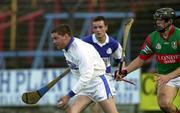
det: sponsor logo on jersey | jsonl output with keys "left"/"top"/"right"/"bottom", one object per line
{"left": 156, "top": 54, "right": 180, "bottom": 64}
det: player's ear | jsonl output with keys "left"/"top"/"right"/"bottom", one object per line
{"left": 64, "top": 33, "right": 69, "bottom": 39}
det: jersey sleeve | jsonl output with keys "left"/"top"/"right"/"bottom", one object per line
{"left": 71, "top": 46, "right": 95, "bottom": 94}
{"left": 82, "top": 35, "right": 92, "bottom": 43}
{"left": 111, "top": 43, "right": 122, "bottom": 63}
{"left": 139, "top": 35, "right": 154, "bottom": 60}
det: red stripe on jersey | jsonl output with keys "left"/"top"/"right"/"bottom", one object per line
{"left": 139, "top": 35, "right": 153, "bottom": 61}
{"left": 141, "top": 35, "right": 151, "bottom": 50}
{"left": 168, "top": 25, "right": 175, "bottom": 36}
{"left": 156, "top": 54, "right": 180, "bottom": 64}
{"left": 160, "top": 25, "right": 175, "bottom": 40}
{"left": 139, "top": 54, "right": 152, "bottom": 60}
{"left": 146, "top": 35, "right": 151, "bottom": 47}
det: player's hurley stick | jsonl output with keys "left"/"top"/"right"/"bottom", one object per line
{"left": 119, "top": 18, "right": 135, "bottom": 85}
{"left": 22, "top": 68, "right": 70, "bottom": 104}
{"left": 121, "top": 78, "right": 135, "bottom": 85}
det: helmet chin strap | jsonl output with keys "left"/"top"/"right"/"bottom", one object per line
{"left": 156, "top": 22, "right": 171, "bottom": 33}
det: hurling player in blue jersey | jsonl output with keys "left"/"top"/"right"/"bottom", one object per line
{"left": 51, "top": 24, "right": 119, "bottom": 113}
{"left": 83, "top": 16, "right": 122, "bottom": 113}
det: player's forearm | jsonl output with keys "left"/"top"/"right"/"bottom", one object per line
{"left": 167, "top": 67, "right": 180, "bottom": 79}
{"left": 126, "top": 57, "right": 145, "bottom": 74}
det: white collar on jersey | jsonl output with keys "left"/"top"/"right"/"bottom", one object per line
{"left": 92, "top": 33, "right": 109, "bottom": 47}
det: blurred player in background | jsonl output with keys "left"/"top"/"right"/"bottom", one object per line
{"left": 115, "top": 7, "right": 180, "bottom": 113}
{"left": 51, "top": 24, "right": 119, "bottom": 113}
{"left": 83, "top": 16, "right": 122, "bottom": 113}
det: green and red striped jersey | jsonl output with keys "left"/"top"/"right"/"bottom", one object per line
{"left": 139, "top": 25, "right": 180, "bottom": 74}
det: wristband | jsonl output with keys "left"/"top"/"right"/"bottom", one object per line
{"left": 68, "top": 90, "right": 76, "bottom": 98}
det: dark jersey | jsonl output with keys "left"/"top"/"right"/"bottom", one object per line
{"left": 139, "top": 26, "right": 180, "bottom": 74}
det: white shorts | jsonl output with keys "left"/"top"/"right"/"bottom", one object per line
{"left": 166, "top": 76, "right": 180, "bottom": 88}
{"left": 106, "top": 74, "right": 116, "bottom": 96}
{"left": 78, "top": 75, "right": 113, "bottom": 102}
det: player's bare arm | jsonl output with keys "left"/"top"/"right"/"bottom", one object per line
{"left": 115, "top": 57, "right": 145, "bottom": 81}
{"left": 126, "top": 57, "right": 145, "bottom": 74}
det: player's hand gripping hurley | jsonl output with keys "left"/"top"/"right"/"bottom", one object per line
{"left": 117, "top": 18, "right": 135, "bottom": 85}
{"left": 22, "top": 68, "right": 70, "bottom": 104}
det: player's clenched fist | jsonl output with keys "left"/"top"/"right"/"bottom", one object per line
{"left": 114, "top": 68, "right": 128, "bottom": 81}
{"left": 57, "top": 95, "right": 70, "bottom": 110}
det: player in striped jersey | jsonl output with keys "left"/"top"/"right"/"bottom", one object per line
{"left": 116, "top": 8, "right": 180, "bottom": 113}
{"left": 83, "top": 16, "right": 122, "bottom": 113}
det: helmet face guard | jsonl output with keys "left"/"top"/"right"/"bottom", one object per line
{"left": 153, "top": 8, "right": 176, "bottom": 32}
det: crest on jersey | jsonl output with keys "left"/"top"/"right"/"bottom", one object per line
{"left": 106, "top": 48, "right": 112, "bottom": 54}
{"left": 156, "top": 43, "right": 161, "bottom": 49}
{"left": 171, "top": 41, "right": 177, "bottom": 49}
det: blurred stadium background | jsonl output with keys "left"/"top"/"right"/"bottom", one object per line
{"left": 0, "top": 0, "right": 179, "bottom": 113}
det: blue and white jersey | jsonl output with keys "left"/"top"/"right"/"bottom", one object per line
{"left": 63, "top": 37, "right": 106, "bottom": 94}
{"left": 83, "top": 34, "right": 122, "bottom": 74}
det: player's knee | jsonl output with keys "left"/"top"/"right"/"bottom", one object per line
{"left": 66, "top": 107, "right": 79, "bottom": 113}
{"left": 159, "top": 100, "right": 171, "bottom": 111}
{"left": 90, "top": 104, "right": 101, "bottom": 113}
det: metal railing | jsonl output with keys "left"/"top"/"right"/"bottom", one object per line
{"left": 1, "top": 12, "right": 136, "bottom": 69}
